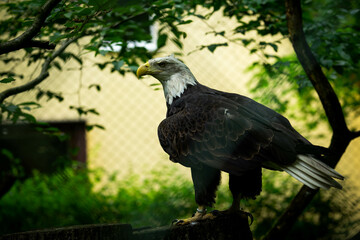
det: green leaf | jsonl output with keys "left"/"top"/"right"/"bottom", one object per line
{"left": 269, "top": 43, "right": 278, "bottom": 52}
{"left": 206, "top": 30, "right": 225, "bottom": 37}
{"left": 52, "top": 61, "right": 62, "bottom": 70}
{"left": 1, "top": 149, "right": 14, "bottom": 160}
{"left": 22, "top": 113, "right": 36, "bottom": 123}
{"left": 86, "top": 124, "right": 105, "bottom": 131}
{"left": 250, "top": 48, "right": 258, "bottom": 54}
{"left": 112, "top": 60, "right": 124, "bottom": 71}
{"left": 64, "top": 12, "right": 72, "bottom": 19}
{"left": 88, "top": 109, "right": 99, "bottom": 115}
{"left": 50, "top": 32, "right": 67, "bottom": 44}
{"left": 178, "top": 19, "right": 192, "bottom": 25}
{"left": 70, "top": 106, "right": 100, "bottom": 116}
{"left": 207, "top": 43, "right": 228, "bottom": 53}
{"left": 18, "top": 102, "right": 41, "bottom": 110}
{"left": 157, "top": 34, "right": 168, "bottom": 49}
{"left": 18, "top": 102, "right": 39, "bottom": 106}
{"left": 0, "top": 77, "right": 15, "bottom": 83}
{"left": 5, "top": 104, "right": 18, "bottom": 113}
{"left": 96, "top": 62, "right": 109, "bottom": 70}
{"left": 238, "top": 38, "right": 254, "bottom": 47}
{"left": 99, "top": 50, "right": 109, "bottom": 56}
{"left": 128, "top": 65, "right": 138, "bottom": 73}
{"left": 36, "top": 91, "right": 44, "bottom": 100}
{"left": 89, "top": 84, "right": 101, "bottom": 91}
{"left": 193, "top": 14, "right": 206, "bottom": 19}
{"left": 61, "top": 52, "right": 83, "bottom": 65}
{"left": 171, "top": 38, "right": 183, "bottom": 49}
{"left": 78, "top": 8, "right": 93, "bottom": 16}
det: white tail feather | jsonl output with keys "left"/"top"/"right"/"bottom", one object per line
{"left": 283, "top": 168, "right": 320, "bottom": 189}
{"left": 285, "top": 165, "right": 331, "bottom": 189}
{"left": 297, "top": 155, "right": 344, "bottom": 180}
{"left": 283, "top": 154, "right": 343, "bottom": 190}
{"left": 295, "top": 161, "right": 337, "bottom": 186}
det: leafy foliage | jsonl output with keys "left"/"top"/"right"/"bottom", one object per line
{"left": 1, "top": 0, "right": 359, "bottom": 125}
{"left": 245, "top": 0, "right": 360, "bottom": 133}
{"left": 0, "top": 149, "right": 24, "bottom": 180}
{"left": 0, "top": 165, "right": 196, "bottom": 234}
{"left": 1, "top": 0, "right": 360, "bottom": 238}
{"left": 0, "top": 102, "right": 39, "bottom": 123}
{"left": 0, "top": 0, "right": 194, "bottom": 121}
{"left": 0, "top": 0, "right": 195, "bottom": 197}
{"left": 187, "top": 0, "right": 360, "bottom": 133}
{"left": 0, "top": 166, "right": 358, "bottom": 239}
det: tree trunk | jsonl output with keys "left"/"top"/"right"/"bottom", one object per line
{"left": 264, "top": 0, "right": 358, "bottom": 239}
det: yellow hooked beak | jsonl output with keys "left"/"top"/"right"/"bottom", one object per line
{"left": 136, "top": 62, "right": 151, "bottom": 78}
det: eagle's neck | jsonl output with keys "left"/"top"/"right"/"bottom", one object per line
{"left": 162, "top": 72, "right": 197, "bottom": 105}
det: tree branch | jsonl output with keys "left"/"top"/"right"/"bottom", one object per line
{"left": 0, "top": 37, "right": 78, "bottom": 104}
{"left": 285, "top": 0, "right": 350, "bottom": 137}
{"left": 21, "top": 40, "right": 56, "bottom": 50}
{"left": 351, "top": 130, "right": 360, "bottom": 139}
{"left": 263, "top": 186, "right": 318, "bottom": 240}
{"left": 0, "top": 0, "right": 62, "bottom": 55}
{"left": 264, "top": 0, "right": 356, "bottom": 239}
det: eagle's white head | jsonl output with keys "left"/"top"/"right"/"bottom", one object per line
{"left": 137, "top": 55, "right": 198, "bottom": 104}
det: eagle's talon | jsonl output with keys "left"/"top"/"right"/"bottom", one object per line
{"left": 171, "top": 219, "right": 182, "bottom": 225}
{"left": 243, "top": 211, "right": 254, "bottom": 226}
{"left": 173, "top": 219, "right": 190, "bottom": 226}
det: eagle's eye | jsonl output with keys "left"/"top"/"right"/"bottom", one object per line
{"left": 158, "top": 62, "right": 167, "bottom": 68}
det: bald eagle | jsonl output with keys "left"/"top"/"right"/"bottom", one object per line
{"left": 136, "top": 55, "right": 344, "bottom": 225}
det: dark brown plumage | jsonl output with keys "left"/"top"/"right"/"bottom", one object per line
{"left": 137, "top": 55, "right": 344, "bottom": 224}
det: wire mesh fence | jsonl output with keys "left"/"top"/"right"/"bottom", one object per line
{"left": 6, "top": 10, "right": 359, "bottom": 186}
{"left": 1, "top": 11, "right": 360, "bottom": 238}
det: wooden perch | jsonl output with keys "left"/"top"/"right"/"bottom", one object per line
{"left": 0, "top": 211, "right": 252, "bottom": 240}
{"left": 134, "top": 211, "right": 253, "bottom": 240}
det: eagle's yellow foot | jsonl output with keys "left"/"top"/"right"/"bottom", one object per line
{"left": 171, "top": 206, "right": 253, "bottom": 226}
{"left": 172, "top": 207, "right": 216, "bottom": 226}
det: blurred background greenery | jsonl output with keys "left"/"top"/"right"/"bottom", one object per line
{"left": 1, "top": 163, "right": 359, "bottom": 239}
{"left": 1, "top": 0, "right": 360, "bottom": 239}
